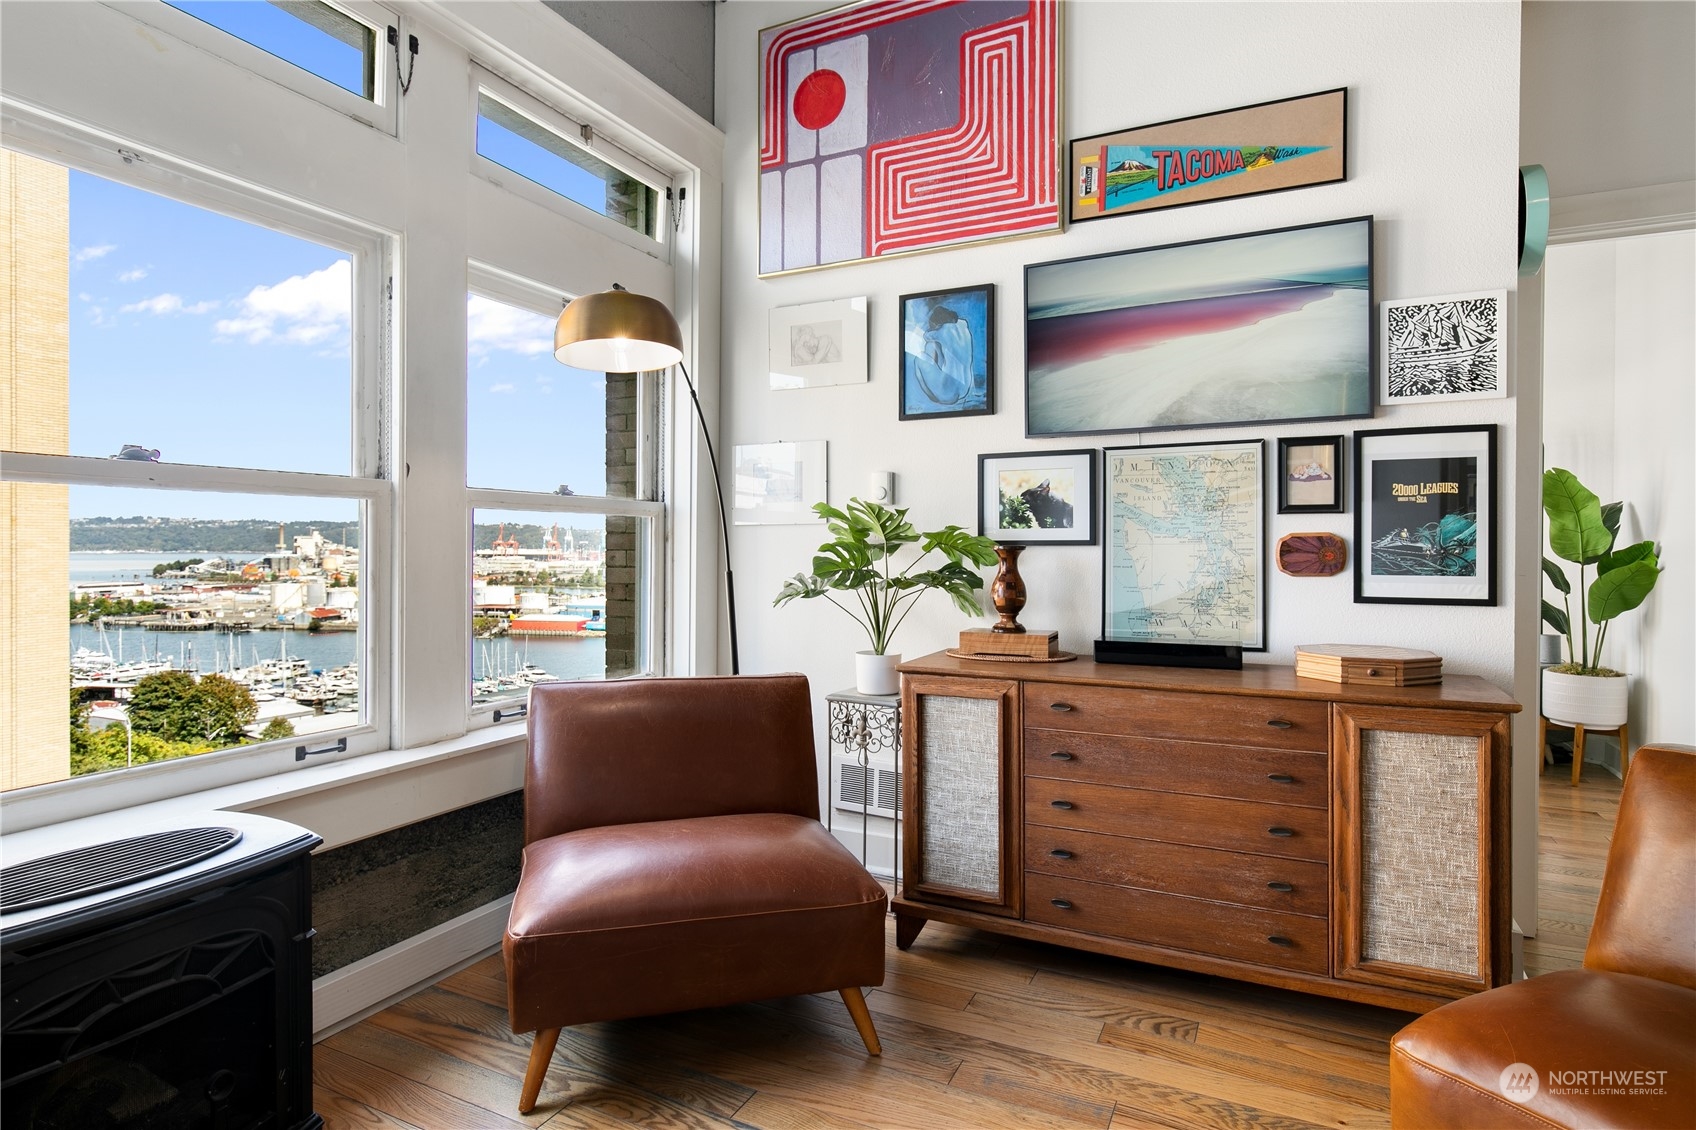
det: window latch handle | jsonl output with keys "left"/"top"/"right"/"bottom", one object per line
{"left": 296, "top": 737, "right": 348, "bottom": 762}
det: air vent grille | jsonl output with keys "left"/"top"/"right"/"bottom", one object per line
{"left": 1, "top": 826, "right": 243, "bottom": 913}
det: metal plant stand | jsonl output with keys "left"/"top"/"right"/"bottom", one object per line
{"left": 824, "top": 688, "right": 901, "bottom": 899}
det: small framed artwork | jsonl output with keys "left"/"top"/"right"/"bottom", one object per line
{"left": 1277, "top": 435, "right": 1344, "bottom": 513}
{"left": 1069, "top": 88, "right": 1347, "bottom": 224}
{"left": 899, "top": 284, "right": 994, "bottom": 420}
{"left": 732, "top": 440, "right": 827, "bottom": 525}
{"left": 1354, "top": 425, "right": 1497, "bottom": 605}
{"left": 1102, "top": 439, "right": 1265, "bottom": 649}
{"left": 978, "top": 449, "right": 1096, "bottom": 546}
{"left": 769, "top": 297, "right": 868, "bottom": 390}
{"left": 1380, "top": 290, "right": 1508, "bottom": 405}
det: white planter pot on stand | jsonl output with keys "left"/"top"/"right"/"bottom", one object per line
{"left": 1542, "top": 669, "right": 1629, "bottom": 729}
{"left": 855, "top": 651, "right": 901, "bottom": 697}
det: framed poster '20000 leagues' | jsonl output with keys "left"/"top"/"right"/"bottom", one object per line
{"left": 1354, "top": 425, "right": 1497, "bottom": 606}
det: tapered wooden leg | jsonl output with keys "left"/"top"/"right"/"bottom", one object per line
{"left": 1571, "top": 725, "right": 1587, "bottom": 786}
{"left": 839, "top": 986, "right": 881, "bottom": 1056}
{"left": 1620, "top": 721, "right": 1630, "bottom": 777}
{"left": 518, "top": 1027, "right": 561, "bottom": 1114}
{"left": 894, "top": 910, "right": 926, "bottom": 950}
{"left": 1539, "top": 714, "right": 1550, "bottom": 768}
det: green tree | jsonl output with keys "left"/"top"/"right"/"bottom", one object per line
{"left": 181, "top": 674, "right": 258, "bottom": 745}
{"left": 127, "top": 670, "right": 197, "bottom": 738}
{"left": 71, "top": 727, "right": 210, "bottom": 777}
{"left": 259, "top": 716, "right": 296, "bottom": 741}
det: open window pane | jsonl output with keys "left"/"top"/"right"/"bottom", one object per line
{"left": 1, "top": 150, "right": 354, "bottom": 475}
{"left": 1, "top": 483, "right": 366, "bottom": 794}
{"left": 467, "top": 293, "right": 644, "bottom": 499}
{"left": 471, "top": 508, "right": 649, "bottom": 703}
{"left": 476, "top": 93, "right": 658, "bottom": 237}
{"left": 164, "top": 1, "right": 376, "bottom": 99}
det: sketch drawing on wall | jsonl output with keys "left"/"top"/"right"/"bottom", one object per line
{"left": 1380, "top": 290, "right": 1507, "bottom": 404}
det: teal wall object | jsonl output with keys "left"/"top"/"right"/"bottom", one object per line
{"left": 1519, "top": 164, "right": 1550, "bottom": 276}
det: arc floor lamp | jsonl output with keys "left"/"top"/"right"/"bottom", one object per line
{"left": 553, "top": 285, "right": 739, "bottom": 673}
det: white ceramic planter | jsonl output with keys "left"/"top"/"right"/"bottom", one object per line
{"left": 1543, "top": 669, "right": 1629, "bottom": 728}
{"left": 855, "top": 651, "right": 901, "bottom": 697}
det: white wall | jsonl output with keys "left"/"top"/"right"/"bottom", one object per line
{"left": 715, "top": 3, "right": 1525, "bottom": 880}
{"left": 1545, "top": 230, "right": 1696, "bottom": 763}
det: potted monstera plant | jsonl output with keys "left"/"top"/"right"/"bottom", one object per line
{"left": 1540, "top": 468, "right": 1662, "bottom": 730}
{"left": 775, "top": 497, "right": 998, "bottom": 695}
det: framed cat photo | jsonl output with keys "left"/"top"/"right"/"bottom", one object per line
{"left": 978, "top": 449, "right": 1097, "bottom": 546}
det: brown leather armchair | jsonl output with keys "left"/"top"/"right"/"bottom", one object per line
{"left": 503, "top": 674, "right": 888, "bottom": 1114}
{"left": 1389, "top": 743, "right": 1695, "bottom": 1128}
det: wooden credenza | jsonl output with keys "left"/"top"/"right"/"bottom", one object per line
{"left": 895, "top": 652, "right": 1521, "bottom": 1013}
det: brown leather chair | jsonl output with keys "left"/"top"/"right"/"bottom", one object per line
{"left": 1389, "top": 743, "right": 1696, "bottom": 1128}
{"left": 503, "top": 674, "right": 888, "bottom": 1113}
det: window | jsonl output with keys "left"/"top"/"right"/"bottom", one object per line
{"left": 1, "top": 144, "right": 388, "bottom": 798}
{"left": 475, "top": 82, "right": 663, "bottom": 243}
{"left": 165, "top": 1, "right": 377, "bottom": 99}
{"left": 464, "top": 279, "right": 661, "bottom": 713}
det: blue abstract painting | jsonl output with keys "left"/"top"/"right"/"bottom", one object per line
{"left": 900, "top": 283, "right": 994, "bottom": 420}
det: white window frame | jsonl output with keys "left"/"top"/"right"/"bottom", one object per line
{"left": 472, "top": 67, "right": 672, "bottom": 264}
{"left": 464, "top": 265, "right": 664, "bottom": 724}
{"left": 0, "top": 105, "right": 395, "bottom": 812}
{"left": 107, "top": 0, "right": 401, "bottom": 136}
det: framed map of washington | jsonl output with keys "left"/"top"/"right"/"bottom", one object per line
{"left": 1102, "top": 439, "right": 1265, "bottom": 650}
{"left": 758, "top": 0, "right": 1061, "bottom": 276}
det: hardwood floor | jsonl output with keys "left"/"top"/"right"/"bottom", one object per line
{"left": 315, "top": 768, "right": 1622, "bottom": 1129}
{"left": 1523, "top": 758, "right": 1623, "bottom": 977}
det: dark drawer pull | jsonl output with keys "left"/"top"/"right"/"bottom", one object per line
{"left": 1050, "top": 800, "right": 1075, "bottom": 810}
{"left": 1049, "top": 849, "right": 1074, "bottom": 859}
{"left": 1267, "top": 826, "right": 1296, "bottom": 837}
{"left": 1050, "top": 750, "right": 1075, "bottom": 760}
{"left": 1267, "top": 935, "right": 1296, "bottom": 947}
{"left": 1051, "top": 898, "right": 1074, "bottom": 910}
{"left": 1266, "top": 881, "right": 1295, "bottom": 892}
{"left": 1266, "top": 719, "right": 1294, "bottom": 729}
{"left": 1267, "top": 773, "right": 1296, "bottom": 784}
{"left": 1049, "top": 702, "right": 1074, "bottom": 712}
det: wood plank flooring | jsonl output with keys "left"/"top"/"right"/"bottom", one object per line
{"left": 315, "top": 765, "right": 1620, "bottom": 1129}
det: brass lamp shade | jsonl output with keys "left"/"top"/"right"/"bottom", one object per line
{"left": 554, "top": 288, "right": 683, "bottom": 371}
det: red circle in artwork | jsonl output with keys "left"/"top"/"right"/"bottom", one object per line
{"left": 793, "top": 69, "right": 847, "bottom": 131}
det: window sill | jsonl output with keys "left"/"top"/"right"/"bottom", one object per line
{"left": 1, "top": 723, "right": 529, "bottom": 859}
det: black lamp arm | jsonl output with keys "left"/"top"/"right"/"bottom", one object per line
{"left": 675, "top": 360, "right": 739, "bottom": 674}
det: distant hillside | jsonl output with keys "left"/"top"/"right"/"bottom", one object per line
{"left": 71, "top": 518, "right": 361, "bottom": 553}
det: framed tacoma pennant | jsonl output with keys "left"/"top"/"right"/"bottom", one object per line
{"left": 1069, "top": 89, "right": 1347, "bottom": 223}
{"left": 759, "top": 0, "right": 1061, "bottom": 276}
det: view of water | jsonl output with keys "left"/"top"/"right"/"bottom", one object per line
{"left": 68, "top": 552, "right": 609, "bottom": 685}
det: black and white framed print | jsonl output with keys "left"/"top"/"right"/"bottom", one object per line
{"left": 1354, "top": 424, "right": 1497, "bottom": 605}
{"left": 1380, "top": 290, "right": 1507, "bottom": 405}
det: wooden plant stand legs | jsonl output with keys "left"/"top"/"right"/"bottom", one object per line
{"left": 839, "top": 986, "right": 881, "bottom": 1055}
{"left": 1571, "top": 721, "right": 1629, "bottom": 787}
{"left": 518, "top": 1027, "right": 562, "bottom": 1114}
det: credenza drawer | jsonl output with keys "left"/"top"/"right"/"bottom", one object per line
{"left": 1026, "top": 873, "right": 1329, "bottom": 975}
{"left": 1025, "top": 729, "right": 1327, "bottom": 808}
{"left": 1024, "top": 826, "right": 1328, "bottom": 917}
{"left": 1025, "top": 778, "right": 1328, "bottom": 862}
{"left": 1023, "top": 684, "right": 1328, "bottom": 752}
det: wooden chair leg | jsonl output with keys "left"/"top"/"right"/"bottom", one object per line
{"left": 518, "top": 1027, "right": 561, "bottom": 1114}
{"left": 839, "top": 986, "right": 881, "bottom": 1056}
{"left": 1571, "top": 724, "right": 1587, "bottom": 786}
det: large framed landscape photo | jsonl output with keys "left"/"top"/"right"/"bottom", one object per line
{"left": 1102, "top": 439, "right": 1265, "bottom": 649}
{"left": 1025, "top": 217, "right": 1373, "bottom": 438}
{"left": 1354, "top": 424, "right": 1497, "bottom": 606}
{"left": 1069, "top": 88, "right": 1347, "bottom": 224}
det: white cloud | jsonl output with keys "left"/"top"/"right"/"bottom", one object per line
{"left": 118, "top": 267, "right": 149, "bottom": 282}
{"left": 77, "top": 292, "right": 93, "bottom": 303}
{"left": 467, "top": 294, "right": 554, "bottom": 357}
{"left": 489, "top": 382, "right": 516, "bottom": 394}
{"left": 216, "top": 259, "right": 351, "bottom": 346}
{"left": 74, "top": 243, "right": 116, "bottom": 263}
{"left": 120, "top": 293, "right": 220, "bottom": 316}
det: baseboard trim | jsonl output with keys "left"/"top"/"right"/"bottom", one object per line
{"left": 311, "top": 894, "right": 513, "bottom": 1039}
